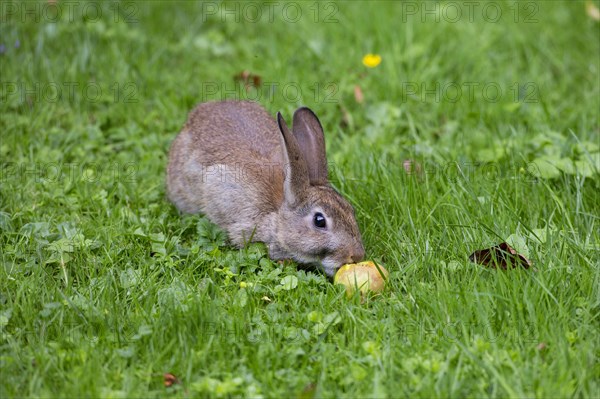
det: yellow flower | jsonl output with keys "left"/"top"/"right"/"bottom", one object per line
{"left": 362, "top": 53, "right": 382, "bottom": 68}
{"left": 239, "top": 281, "right": 247, "bottom": 288}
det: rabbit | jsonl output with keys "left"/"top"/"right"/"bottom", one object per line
{"left": 166, "top": 100, "right": 365, "bottom": 276}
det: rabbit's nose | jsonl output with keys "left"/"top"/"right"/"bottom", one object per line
{"left": 349, "top": 248, "right": 365, "bottom": 263}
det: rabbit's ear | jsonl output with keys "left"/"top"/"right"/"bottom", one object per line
{"left": 277, "top": 112, "right": 309, "bottom": 204}
{"left": 292, "top": 107, "right": 328, "bottom": 186}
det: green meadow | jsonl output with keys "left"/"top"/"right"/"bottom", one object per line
{"left": 1, "top": 1, "right": 599, "bottom": 397}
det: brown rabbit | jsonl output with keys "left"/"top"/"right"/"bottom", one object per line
{"left": 166, "top": 100, "right": 364, "bottom": 276}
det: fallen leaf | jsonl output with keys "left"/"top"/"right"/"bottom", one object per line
{"left": 234, "top": 70, "right": 262, "bottom": 88}
{"left": 586, "top": 1, "right": 600, "bottom": 20}
{"left": 536, "top": 342, "right": 547, "bottom": 351}
{"left": 469, "top": 242, "right": 532, "bottom": 269}
{"left": 402, "top": 159, "right": 422, "bottom": 175}
{"left": 163, "top": 373, "right": 180, "bottom": 387}
{"left": 354, "top": 85, "right": 364, "bottom": 103}
{"left": 298, "top": 383, "right": 317, "bottom": 399}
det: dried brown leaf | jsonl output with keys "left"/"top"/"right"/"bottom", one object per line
{"left": 298, "top": 383, "right": 317, "bottom": 399}
{"left": 537, "top": 342, "right": 548, "bottom": 351}
{"left": 354, "top": 85, "right": 364, "bottom": 104}
{"left": 234, "top": 70, "right": 262, "bottom": 88}
{"left": 469, "top": 242, "right": 532, "bottom": 269}
{"left": 163, "top": 373, "right": 180, "bottom": 387}
{"left": 402, "top": 159, "right": 422, "bottom": 175}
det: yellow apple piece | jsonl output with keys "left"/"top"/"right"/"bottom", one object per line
{"left": 334, "top": 261, "right": 389, "bottom": 297}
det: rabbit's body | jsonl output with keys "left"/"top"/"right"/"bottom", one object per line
{"left": 167, "top": 100, "right": 364, "bottom": 276}
{"left": 167, "top": 101, "right": 283, "bottom": 245}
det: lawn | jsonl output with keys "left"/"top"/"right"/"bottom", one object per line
{"left": 1, "top": 1, "right": 599, "bottom": 397}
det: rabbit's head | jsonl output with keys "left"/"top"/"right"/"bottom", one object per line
{"left": 272, "top": 108, "right": 365, "bottom": 277}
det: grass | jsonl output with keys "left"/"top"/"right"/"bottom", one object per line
{"left": 1, "top": 0, "right": 599, "bottom": 397}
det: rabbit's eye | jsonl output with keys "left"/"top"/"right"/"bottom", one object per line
{"left": 313, "top": 213, "right": 327, "bottom": 229}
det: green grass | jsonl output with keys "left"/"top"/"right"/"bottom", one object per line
{"left": 1, "top": 1, "right": 599, "bottom": 397}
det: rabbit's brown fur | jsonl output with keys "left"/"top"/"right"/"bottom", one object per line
{"left": 167, "top": 100, "right": 364, "bottom": 276}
